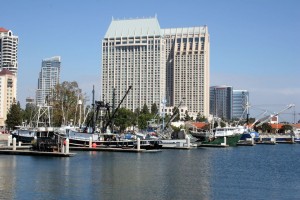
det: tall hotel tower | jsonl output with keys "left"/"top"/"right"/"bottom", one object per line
{"left": 102, "top": 17, "right": 210, "bottom": 117}
{"left": 36, "top": 56, "right": 61, "bottom": 106}
{"left": 163, "top": 26, "right": 210, "bottom": 117}
{"left": 0, "top": 28, "right": 18, "bottom": 75}
{"left": 102, "top": 18, "right": 166, "bottom": 111}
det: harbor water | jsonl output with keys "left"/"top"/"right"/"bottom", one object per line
{"left": 1, "top": 144, "right": 300, "bottom": 200}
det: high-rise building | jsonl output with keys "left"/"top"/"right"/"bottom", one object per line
{"left": 102, "top": 17, "right": 166, "bottom": 111}
{"left": 36, "top": 56, "right": 61, "bottom": 106}
{"left": 163, "top": 26, "right": 210, "bottom": 118}
{"left": 102, "top": 17, "right": 210, "bottom": 118}
{"left": 0, "top": 28, "right": 18, "bottom": 75}
{"left": 210, "top": 85, "right": 233, "bottom": 120}
{"left": 0, "top": 69, "right": 17, "bottom": 129}
{"left": 232, "top": 90, "right": 249, "bottom": 120}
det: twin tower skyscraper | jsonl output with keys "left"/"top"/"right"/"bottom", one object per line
{"left": 102, "top": 17, "right": 210, "bottom": 118}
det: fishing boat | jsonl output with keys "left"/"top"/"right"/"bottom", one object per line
{"left": 59, "top": 86, "right": 162, "bottom": 150}
{"left": 11, "top": 104, "right": 56, "bottom": 143}
{"left": 200, "top": 126, "right": 247, "bottom": 146}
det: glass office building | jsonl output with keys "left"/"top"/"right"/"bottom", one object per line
{"left": 232, "top": 90, "right": 249, "bottom": 120}
{"left": 36, "top": 56, "right": 61, "bottom": 106}
{"left": 210, "top": 85, "right": 233, "bottom": 120}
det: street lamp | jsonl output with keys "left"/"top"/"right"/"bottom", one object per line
{"left": 78, "top": 99, "right": 82, "bottom": 127}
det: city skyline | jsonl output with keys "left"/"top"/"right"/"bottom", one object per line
{"left": 1, "top": 0, "right": 299, "bottom": 122}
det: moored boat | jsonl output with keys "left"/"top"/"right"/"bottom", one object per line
{"left": 59, "top": 86, "right": 162, "bottom": 150}
{"left": 200, "top": 126, "right": 247, "bottom": 147}
{"left": 11, "top": 105, "right": 57, "bottom": 143}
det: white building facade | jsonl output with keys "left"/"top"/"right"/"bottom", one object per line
{"left": 36, "top": 56, "right": 61, "bottom": 106}
{"left": 102, "top": 17, "right": 210, "bottom": 117}
{"left": 0, "top": 69, "right": 17, "bottom": 129}
{"left": 163, "top": 27, "right": 210, "bottom": 117}
{"left": 102, "top": 18, "right": 166, "bottom": 111}
{"left": 0, "top": 28, "right": 18, "bottom": 75}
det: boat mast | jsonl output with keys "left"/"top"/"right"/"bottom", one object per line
{"left": 111, "top": 87, "right": 116, "bottom": 133}
{"left": 161, "top": 98, "right": 166, "bottom": 130}
{"left": 92, "top": 85, "right": 95, "bottom": 132}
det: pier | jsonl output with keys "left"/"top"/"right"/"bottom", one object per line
{"left": 69, "top": 146, "right": 161, "bottom": 153}
{"left": 0, "top": 136, "right": 75, "bottom": 157}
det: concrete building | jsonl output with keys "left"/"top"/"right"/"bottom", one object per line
{"left": 102, "top": 17, "right": 166, "bottom": 111}
{"left": 102, "top": 17, "right": 210, "bottom": 117}
{"left": 36, "top": 56, "right": 61, "bottom": 106}
{"left": 0, "top": 69, "right": 17, "bottom": 129}
{"left": 161, "top": 105, "right": 188, "bottom": 121}
{"left": 232, "top": 90, "right": 249, "bottom": 120}
{"left": 0, "top": 28, "right": 18, "bottom": 75}
{"left": 210, "top": 85, "right": 232, "bottom": 120}
{"left": 163, "top": 26, "right": 210, "bottom": 118}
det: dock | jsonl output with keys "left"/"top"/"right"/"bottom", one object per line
{"left": 0, "top": 136, "right": 75, "bottom": 157}
{"left": 0, "top": 145, "right": 75, "bottom": 157}
{"left": 255, "top": 141, "right": 277, "bottom": 145}
{"left": 160, "top": 138, "right": 195, "bottom": 150}
{"left": 69, "top": 146, "right": 162, "bottom": 153}
{"left": 161, "top": 145, "right": 193, "bottom": 150}
{"left": 198, "top": 144, "right": 229, "bottom": 148}
{"left": 237, "top": 143, "right": 256, "bottom": 146}
{"left": 0, "top": 149, "right": 75, "bottom": 157}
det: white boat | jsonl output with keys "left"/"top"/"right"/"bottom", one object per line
{"left": 213, "top": 125, "right": 247, "bottom": 137}
{"left": 293, "top": 128, "right": 300, "bottom": 143}
{"left": 11, "top": 105, "right": 56, "bottom": 143}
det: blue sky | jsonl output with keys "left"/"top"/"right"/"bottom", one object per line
{"left": 1, "top": 0, "right": 300, "bottom": 122}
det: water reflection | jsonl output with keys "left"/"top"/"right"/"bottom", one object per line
{"left": 1, "top": 145, "right": 299, "bottom": 199}
{"left": 0, "top": 155, "right": 16, "bottom": 200}
{"left": 0, "top": 150, "right": 214, "bottom": 200}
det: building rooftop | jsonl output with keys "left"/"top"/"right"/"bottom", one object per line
{"left": 162, "top": 26, "right": 208, "bottom": 35}
{"left": 104, "top": 17, "right": 162, "bottom": 38}
{"left": 0, "top": 27, "right": 9, "bottom": 32}
{"left": 42, "top": 56, "right": 61, "bottom": 62}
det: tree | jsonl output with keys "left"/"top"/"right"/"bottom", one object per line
{"left": 114, "top": 108, "right": 135, "bottom": 132}
{"left": 213, "top": 121, "right": 226, "bottom": 128}
{"left": 6, "top": 102, "right": 23, "bottom": 130}
{"left": 138, "top": 113, "right": 153, "bottom": 130}
{"left": 151, "top": 103, "right": 158, "bottom": 115}
{"left": 196, "top": 112, "right": 207, "bottom": 122}
{"left": 279, "top": 124, "right": 293, "bottom": 133}
{"left": 50, "top": 81, "right": 85, "bottom": 126}
{"left": 260, "top": 123, "right": 272, "bottom": 133}
{"left": 184, "top": 110, "right": 192, "bottom": 121}
{"left": 141, "top": 103, "right": 149, "bottom": 114}
{"left": 22, "top": 103, "right": 36, "bottom": 125}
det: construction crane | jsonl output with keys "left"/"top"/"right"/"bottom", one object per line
{"left": 103, "top": 86, "right": 132, "bottom": 131}
{"left": 255, "top": 104, "right": 295, "bottom": 127}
